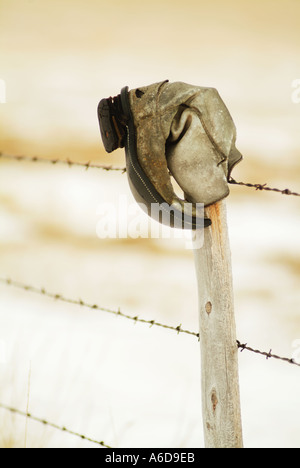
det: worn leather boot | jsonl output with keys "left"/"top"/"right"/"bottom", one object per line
{"left": 98, "top": 80, "right": 242, "bottom": 229}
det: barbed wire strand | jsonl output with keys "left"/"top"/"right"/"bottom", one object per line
{"left": 0, "top": 402, "right": 111, "bottom": 448}
{"left": 1, "top": 151, "right": 300, "bottom": 197}
{"left": 236, "top": 341, "right": 300, "bottom": 367}
{"left": 1, "top": 277, "right": 299, "bottom": 368}
{"left": 229, "top": 177, "right": 300, "bottom": 197}
{"left": 0, "top": 152, "right": 125, "bottom": 172}
{"left": 0, "top": 277, "right": 198, "bottom": 338}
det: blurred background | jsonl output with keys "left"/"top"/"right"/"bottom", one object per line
{"left": 0, "top": 0, "right": 299, "bottom": 448}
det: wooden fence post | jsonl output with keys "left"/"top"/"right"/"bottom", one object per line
{"left": 97, "top": 81, "right": 244, "bottom": 447}
{"left": 193, "top": 200, "right": 243, "bottom": 448}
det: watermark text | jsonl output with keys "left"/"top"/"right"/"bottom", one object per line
{"left": 96, "top": 195, "right": 205, "bottom": 249}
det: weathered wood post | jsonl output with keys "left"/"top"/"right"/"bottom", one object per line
{"left": 193, "top": 202, "right": 243, "bottom": 448}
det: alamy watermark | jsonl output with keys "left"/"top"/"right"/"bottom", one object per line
{"left": 291, "top": 79, "right": 300, "bottom": 104}
{"left": 96, "top": 195, "right": 205, "bottom": 249}
{"left": 0, "top": 79, "right": 6, "bottom": 103}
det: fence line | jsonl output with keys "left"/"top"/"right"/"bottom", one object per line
{"left": 1, "top": 149, "right": 300, "bottom": 447}
{"left": 236, "top": 341, "right": 299, "bottom": 366}
{"left": 0, "top": 402, "right": 111, "bottom": 448}
{"left": 1, "top": 277, "right": 299, "bottom": 368}
{"left": 0, "top": 152, "right": 125, "bottom": 172}
{"left": 229, "top": 177, "right": 300, "bottom": 197}
{"left": 1, "top": 151, "right": 300, "bottom": 198}
{"left": 0, "top": 278, "right": 199, "bottom": 338}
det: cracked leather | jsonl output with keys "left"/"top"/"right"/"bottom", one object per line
{"left": 128, "top": 80, "right": 242, "bottom": 207}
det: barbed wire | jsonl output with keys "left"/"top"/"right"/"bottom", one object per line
{"left": 1, "top": 277, "right": 299, "bottom": 368}
{"left": 1, "top": 151, "right": 300, "bottom": 198}
{"left": 0, "top": 152, "right": 125, "bottom": 172}
{"left": 0, "top": 402, "right": 111, "bottom": 448}
{"left": 0, "top": 277, "right": 199, "bottom": 338}
{"left": 229, "top": 177, "right": 300, "bottom": 197}
{"left": 236, "top": 341, "right": 300, "bottom": 367}
{"left": 1, "top": 152, "right": 299, "bottom": 366}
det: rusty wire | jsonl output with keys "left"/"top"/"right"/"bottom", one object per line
{"left": 236, "top": 341, "right": 300, "bottom": 367}
{"left": 229, "top": 177, "right": 300, "bottom": 197}
{"left": 0, "top": 402, "right": 111, "bottom": 448}
{"left": 1, "top": 277, "right": 299, "bottom": 368}
{"left": 0, "top": 152, "right": 125, "bottom": 172}
{"left": 0, "top": 277, "right": 199, "bottom": 338}
{"left": 1, "top": 152, "right": 300, "bottom": 198}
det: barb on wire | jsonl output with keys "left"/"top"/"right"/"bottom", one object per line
{"left": 236, "top": 341, "right": 300, "bottom": 367}
{"left": 0, "top": 152, "right": 126, "bottom": 173}
{"left": 0, "top": 402, "right": 111, "bottom": 448}
{"left": 1, "top": 277, "right": 299, "bottom": 368}
{"left": 229, "top": 177, "right": 300, "bottom": 198}
{"left": 0, "top": 277, "right": 199, "bottom": 338}
{"left": 1, "top": 151, "right": 300, "bottom": 198}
